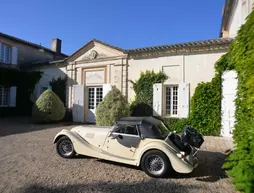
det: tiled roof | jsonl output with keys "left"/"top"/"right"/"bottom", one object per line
{"left": 127, "top": 38, "right": 232, "bottom": 53}
{"left": 0, "top": 32, "right": 68, "bottom": 57}
{"left": 67, "top": 37, "right": 232, "bottom": 61}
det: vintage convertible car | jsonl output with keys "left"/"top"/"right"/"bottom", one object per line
{"left": 53, "top": 117, "right": 204, "bottom": 177}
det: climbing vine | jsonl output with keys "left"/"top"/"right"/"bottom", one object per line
{"left": 221, "top": 11, "right": 254, "bottom": 193}
{"left": 50, "top": 76, "right": 67, "bottom": 106}
{"left": 0, "top": 68, "right": 42, "bottom": 116}
{"left": 130, "top": 70, "right": 167, "bottom": 116}
{"left": 191, "top": 10, "right": 254, "bottom": 193}
{"left": 189, "top": 54, "right": 230, "bottom": 135}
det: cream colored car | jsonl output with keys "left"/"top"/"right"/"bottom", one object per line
{"left": 53, "top": 117, "right": 204, "bottom": 177}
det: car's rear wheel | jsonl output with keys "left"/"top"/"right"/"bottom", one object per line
{"left": 56, "top": 136, "right": 76, "bottom": 158}
{"left": 141, "top": 150, "right": 170, "bottom": 178}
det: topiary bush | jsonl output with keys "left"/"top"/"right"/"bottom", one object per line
{"left": 163, "top": 118, "right": 190, "bottom": 133}
{"left": 130, "top": 70, "right": 167, "bottom": 116}
{"left": 222, "top": 11, "right": 254, "bottom": 193}
{"left": 96, "top": 86, "right": 130, "bottom": 126}
{"left": 32, "top": 89, "right": 65, "bottom": 123}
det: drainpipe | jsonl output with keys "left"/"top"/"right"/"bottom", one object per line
{"left": 125, "top": 57, "right": 129, "bottom": 98}
{"left": 68, "top": 61, "right": 74, "bottom": 109}
{"left": 122, "top": 58, "right": 125, "bottom": 94}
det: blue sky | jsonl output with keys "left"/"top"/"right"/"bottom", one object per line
{"left": 1, "top": 0, "right": 225, "bottom": 55}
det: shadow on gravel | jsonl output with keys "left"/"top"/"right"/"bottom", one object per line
{"left": 75, "top": 150, "right": 228, "bottom": 183}
{"left": 18, "top": 179, "right": 206, "bottom": 193}
{"left": 170, "top": 150, "right": 228, "bottom": 182}
{"left": 0, "top": 117, "right": 81, "bottom": 137}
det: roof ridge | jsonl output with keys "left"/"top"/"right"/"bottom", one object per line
{"left": 93, "top": 38, "right": 126, "bottom": 52}
{"left": 0, "top": 32, "right": 68, "bottom": 57}
{"left": 127, "top": 37, "right": 233, "bottom": 52}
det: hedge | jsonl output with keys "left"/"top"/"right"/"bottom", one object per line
{"left": 163, "top": 118, "right": 189, "bottom": 134}
{"left": 189, "top": 74, "right": 222, "bottom": 136}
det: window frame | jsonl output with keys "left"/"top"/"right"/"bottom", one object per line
{"left": 0, "top": 86, "right": 10, "bottom": 107}
{"left": 112, "top": 124, "right": 140, "bottom": 137}
{"left": 163, "top": 85, "right": 179, "bottom": 117}
{"left": 0, "top": 43, "right": 12, "bottom": 64}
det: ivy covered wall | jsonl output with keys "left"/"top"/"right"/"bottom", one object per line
{"left": 190, "top": 10, "right": 254, "bottom": 193}
{"left": 221, "top": 11, "right": 254, "bottom": 193}
{"left": 0, "top": 68, "right": 42, "bottom": 116}
{"left": 130, "top": 70, "right": 167, "bottom": 116}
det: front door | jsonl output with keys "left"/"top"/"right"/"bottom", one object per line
{"left": 104, "top": 125, "right": 141, "bottom": 159}
{"left": 86, "top": 86, "right": 103, "bottom": 123}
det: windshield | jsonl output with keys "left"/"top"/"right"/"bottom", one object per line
{"left": 156, "top": 122, "right": 170, "bottom": 138}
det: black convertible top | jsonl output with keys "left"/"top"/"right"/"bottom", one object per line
{"left": 116, "top": 117, "right": 165, "bottom": 139}
{"left": 116, "top": 117, "right": 162, "bottom": 126}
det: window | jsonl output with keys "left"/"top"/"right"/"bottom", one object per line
{"left": 88, "top": 87, "right": 95, "bottom": 109}
{"left": 165, "top": 86, "right": 178, "bottom": 116}
{"left": 114, "top": 125, "right": 138, "bottom": 135}
{"left": 0, "top": 87, "right": 10, "bottom": 107}
{"left": 0, "top": 44, "right": 11, "bottom": 64}
{"left": 96, "top": 87, "right": 103, "bottom": 106}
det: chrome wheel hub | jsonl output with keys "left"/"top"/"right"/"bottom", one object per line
{"left": 59, "top": 140, "right": 73, "bottom": 156}
{"left": 146, "top": 155, "right": 165, "bottom": 175}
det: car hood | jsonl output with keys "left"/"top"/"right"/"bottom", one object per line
{"left": 70, "top": 125, "right": 112, "bottom": 147}
{"left": 71, "top": 125, "right": 112, "bottom": 133}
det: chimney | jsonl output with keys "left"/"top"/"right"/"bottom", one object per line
{"left": 51, "top": 38, "right": 62, "bottom": 54}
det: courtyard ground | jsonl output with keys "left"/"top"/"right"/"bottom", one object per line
{"left": 0, "top": 117, "right": 236, "bottom": 193}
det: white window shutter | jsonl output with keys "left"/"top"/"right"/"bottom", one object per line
{"left": 103, "top": 84, "right": 112, "bottom": 98}
{"left": 153, "top": 83, "right": 163, "bottom": 116}
{"left": 10, "top": 86, "right": 17, "bottom": 107}
{"left": 11, "top": 47, "right": 18, "bottom": 65}
{"left": 72, "top": 85, "right": 85, "bottom": 123}
{"left": 179, "top": 83, "right": 190, "bottom": 118}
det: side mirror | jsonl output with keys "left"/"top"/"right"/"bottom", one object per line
{"left": 140, "top": 134, "right": 145, "bottom": 140}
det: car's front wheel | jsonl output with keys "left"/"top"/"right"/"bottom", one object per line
{"left": 141, "top": 150, "right": 170, "bottom": 178}
{"left": 56, "top": 136, "right": 76, "bottom": 158}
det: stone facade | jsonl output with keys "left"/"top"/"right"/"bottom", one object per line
{"left": 41, "top": 38, "right": 231, "bottom": 122}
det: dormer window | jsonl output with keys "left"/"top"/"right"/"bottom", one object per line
{"left": 0, "top": 44, "right": 11, "bottom": 64}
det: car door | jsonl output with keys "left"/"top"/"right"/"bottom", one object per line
{"left": 104, "top": 124, "right": 141, "bottom": 159}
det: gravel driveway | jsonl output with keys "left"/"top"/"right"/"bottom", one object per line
{"left": 0, "top": 117, "right": 236, "bottom": 193}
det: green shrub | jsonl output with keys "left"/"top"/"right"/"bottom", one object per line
{"left": 96, "top": 86, "right": 130, "bottom": 126}
{"left": 222, "top": 11, "right": 254, "bottom": 193}
{"left": 163, "top": 118, "right": 189, "bottom": 133}
{"left": 130, "top": 101, "right": 154, "bottom": 116}
{"left": 32, "top": 89, "right": 65, "bottom": 123}
{"left": 130, "top": 70, "right": 167, "bottom": 116}
{"left": 189, "top": 74, "right": 221, "bottom": 136}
